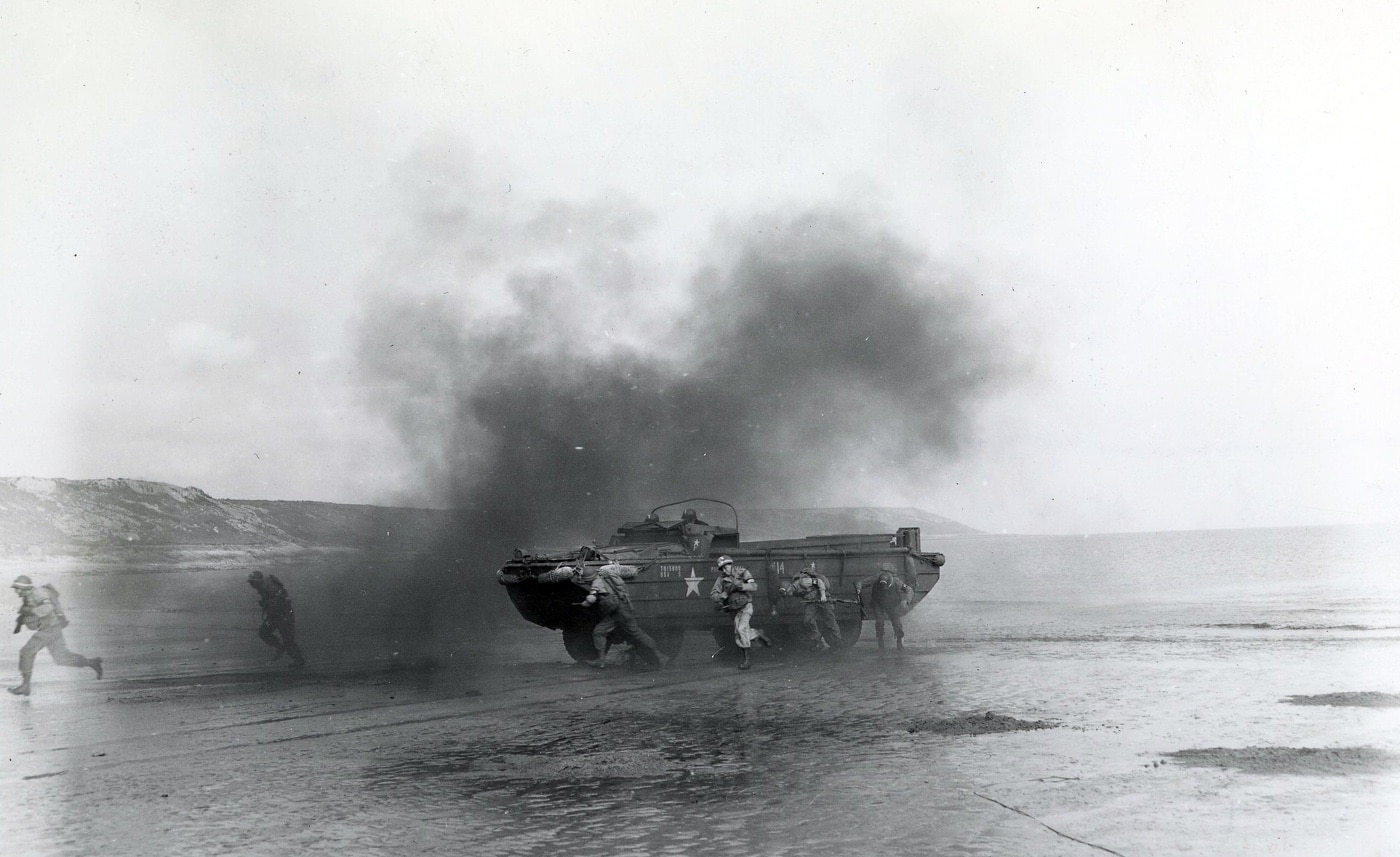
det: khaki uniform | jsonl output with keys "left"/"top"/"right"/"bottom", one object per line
{"left": 710, "top": 565, "right": 762, "bottom": 649}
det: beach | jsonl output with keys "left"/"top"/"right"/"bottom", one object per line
{"left": 4, "top": 524, "right": 1399, "bottom": 855}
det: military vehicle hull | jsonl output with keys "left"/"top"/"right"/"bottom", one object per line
{"left": 497, "top": 500, "right": 946, "bottom": 662}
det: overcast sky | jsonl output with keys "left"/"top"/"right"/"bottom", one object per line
{"left": 2, "top": 1, "right": 1396, "bottom": 535}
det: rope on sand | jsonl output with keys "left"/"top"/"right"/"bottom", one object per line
{"left": 973, "top": 791, "right": 1128, "bottom": 857}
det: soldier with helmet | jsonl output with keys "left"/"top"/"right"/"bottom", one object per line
{"left": 8, "top": 575, "right": 103, "bottom": 696}
{"left": 710, "top": 555, "right": 771, "bottom": 670}
{"left": 573, "top": 562, "right": 667, "bottom": 670}
{"left": 856, "top": 562, "right": 915, "bottom": 650}
{"left": 781, "top": 561, "right": 843, "bottom": 652}
{"left": 247, "top": 571, "right": 305, "bottom": 668}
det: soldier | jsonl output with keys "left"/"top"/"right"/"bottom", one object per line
{"left": 780, "top": 562, "right": 843, "bottom": 651}
{"left": 709, "top": 555, "right": 770, "bottom": 670}
{"left": 574, "top": 563, "right": 667, "bottom": 670}
{"left": 8, "top": 575, "right": 103, "bottom": 696}
{"left": 247, "top": 571, "right": 305, "bottom": 668}
{"left": 856, "top": 563, "right": 915, "bottom": 650}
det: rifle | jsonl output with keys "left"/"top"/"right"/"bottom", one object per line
{"left": 827, "top": 597, "right": 867, "bottom": 620}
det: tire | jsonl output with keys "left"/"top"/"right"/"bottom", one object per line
{"left": 711, "top": 623, "right": 735, "bottom": 651}
{"left": 562, "top": 628, "right": 599, "bottom": 663}
{"left": 838, "top": 617, "right": 863, "bottom": 645}
{"left": 648, "top": 627, "right": 685, "bottom": 660}
{"left": 709, "top": 623, "right": 744, "bottom": 662}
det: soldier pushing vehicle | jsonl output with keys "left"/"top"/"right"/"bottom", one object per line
{"left": 8, "top": 575, "right": 103, "bottom": 696}
{"left": 247, "top": 571, "right": 305, "bottom": 668}
{"left": 568, "top": 562, "right": 668, "bottom": 670}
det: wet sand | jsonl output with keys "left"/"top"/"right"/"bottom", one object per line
{"left": 6, "top": 526, "right": 1400, "bottom": 855}
{"left": 5, "top": 607, "right": 1399, "bottom": 856}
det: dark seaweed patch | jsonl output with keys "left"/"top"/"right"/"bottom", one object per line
{"left": 908, "top": 711, "right": 1056, "bottom": 736}
{"left": 1282, "top": 692, "right": 1400, "bottom": 708}
{"left": 1164, "top": 746, "right": 1397, "bottom": 775}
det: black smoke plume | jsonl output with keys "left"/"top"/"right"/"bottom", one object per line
{"left": 354, "top": 164, "right": 1018, "bottom": 662}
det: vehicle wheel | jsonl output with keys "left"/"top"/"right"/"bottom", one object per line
{"left": 649, "top": 627, "right": 685, "bottom": 660}
{"left": 838, "top": 618, "right": 863, "bottom": 645}
{"left": 709, "top": 624, "right": 743, "bottom": 662}
{"left": 562, "top": 628, "right": 599, "bottom": 663}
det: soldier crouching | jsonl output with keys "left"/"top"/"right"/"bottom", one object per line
{"left": 856, "top": 563, "right": 915, "bottom": 650}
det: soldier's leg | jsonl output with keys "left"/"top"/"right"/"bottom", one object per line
{"left": 9, "top": 631, "right": 48, "bottom": 693}
{"left": 733, "top": 604, "right": 754, "bottom": 669}
{"left": 873, "top": 607, "right": 887, "bottom": 648}
{"left": 615, "top": 606, "right": 665, "bottom": 666}
{"left": 732, "top": 604, "right": 753, "bottom": 649}
{"left": 801, "top": 603, "right": 823, "bottom": 648}
{"left": 258, "top": 621, "right": 284, "bottom": 657}
{"left": 277, "top": 620, "right": 306, "bottom": 666}
{"left": 591, "top": 613, "right": 619, "bottom": 664}
{"left": 888, "top": 608, "right": 905, "bottom": 648}
{"left": 817, "top": 603, "right": 842, "bottom": 648}
{"left": 44, "top": 630, "right": 100, "bottom": 672}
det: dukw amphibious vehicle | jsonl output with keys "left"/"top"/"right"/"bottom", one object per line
{"left": 496, "top": 499, "right": 946, "bottom": 662}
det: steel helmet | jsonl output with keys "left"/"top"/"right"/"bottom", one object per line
{"left": 716, "top": 555, "right": 733, "bottom": 569}
{"left": 11, "top": 575, "right": 33, "bottom": 590}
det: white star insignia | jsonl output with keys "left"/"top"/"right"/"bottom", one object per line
{"left": 683, "top": 570, "right": 703, "bottom": 596}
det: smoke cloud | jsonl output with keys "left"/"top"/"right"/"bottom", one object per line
{"left": 352, "top": 148, "right": 1020, "bottom": 657}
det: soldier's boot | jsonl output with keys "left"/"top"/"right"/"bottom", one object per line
{"left": 738, "top": 649, "right": 751, "bottom": 670}
{"left": 896, "top": 638, "right": 904, "bottom": 651}
{"left": 755, "top": 631, "right": 772, "bottom": 648}
{"left": 8, "top": 679, "right": 31, "bottom": 696}
{"left": 92, "top": 657, "right": 104, "bottom": 679}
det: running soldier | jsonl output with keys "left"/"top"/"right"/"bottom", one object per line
{"left": 247, "top": 571, "right": 305, "bottom": 668}
{"left": 8, "top": 575, "right": 103, "bottom": 696}
{"left": 574, "top": 563, "right": 667, "bottom": 669}
{"left": 856, "top": 563, "right": 915, "bottom": 650}
{"left": 780, "top": 562, "right": 843, "bottom": 651}
{"left": 710, "top": 555, "right": 770, "bottom": 670}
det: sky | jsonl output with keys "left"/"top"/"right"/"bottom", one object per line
{"left": 1, "top": 1, "right": 1397, "bottom": 535}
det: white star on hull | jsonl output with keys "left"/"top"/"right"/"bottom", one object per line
{"left": 683, "top": 570, "right": 703, "bottom": 596}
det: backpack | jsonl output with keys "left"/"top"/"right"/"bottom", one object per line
{"left": 42, "top": 584, "right": 70, "bottom": 630}
{"left": 593, "top": 568, "right": 627, "bottom": 612}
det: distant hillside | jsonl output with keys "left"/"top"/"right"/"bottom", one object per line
{"left": 0, "top": 477, "right": 980, "bottom": 553}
